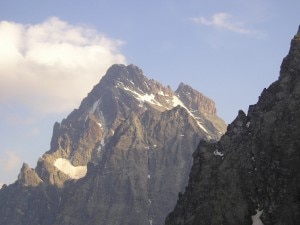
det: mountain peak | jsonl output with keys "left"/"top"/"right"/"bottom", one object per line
{"left": 0, "top": 62, "right": 227, "bottom": 225}
{"left": 101, "top": 64, "right": 146, "bottom": 86}
{"left": 280, "top": 27, "right": 300, "bottom": 81}
{"left": 296, "top": 25, "right": 300, "bottom": 37}
{"left": 17, "top": 163, "right": 43, "bottom": 187}
{"left": 175, "top": 82, "right": 217, "bottom": 115}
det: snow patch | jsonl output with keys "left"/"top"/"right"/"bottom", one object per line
{"left": 54, "top": 158, "right": 87, "bottom": 179}
{"left": 252, "top": 210, "right": 264, "bottom": 225}
{"left": 101, "top": 139, "right": 105, "bottom": 146}
{"left": 97, "top": 122, "right": 102, "bottom": 128}
{"left": 90, "top": 99, "right": 100, "bottom": 114}
{"left": 116, "top": 81, "right": 123, "bottom": 87}
{"left": 158, "top": 90, "right": 164, "bottom": 95}
{"left": 123, "top": 86, "right": 163, "bottom": 107}
{"left": 149, "top": 219, "right": 153, "bottom": 225}
{"left": 197, "top": 122, "right": 209, "bottom": 133}
{"left": 147, "top": 174, "right": 151, "bottom": 179}
{"left": 246, "top": 122, "right": 251, "bottom": 128}
{"left": 96, "top": 145, "right": 102, "bottom": 153}
{"left": 213, "top": 149, "right": 224, "bottom": 157}
{"left": 158, "top": 90, "right": 169, "bottom": 96}
{"left": 172, "top": 96, "right": 185, "bottom": 108}
{"left": 172, "top": 96, "right": 209, "bottom": 134}
{"left": 144, "top": 81, "right": 149, "bottom": 87}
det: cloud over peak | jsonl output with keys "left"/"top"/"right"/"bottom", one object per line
{"left": 0, "top": 17, "right": 126, "bottom": 114}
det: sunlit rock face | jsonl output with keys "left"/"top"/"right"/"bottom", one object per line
{"left": 0, "top": 64, "right": 226, "bottom": 225}
{"left": 165, "top": 28, "right": 300, "bottom": 225}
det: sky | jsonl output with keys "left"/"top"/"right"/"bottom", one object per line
{"left": 0, "top": 0, "right": 299, "bottom": 186}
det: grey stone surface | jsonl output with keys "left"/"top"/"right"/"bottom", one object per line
{"left": 0, "top": 64, "right": 226, "bottom": 225}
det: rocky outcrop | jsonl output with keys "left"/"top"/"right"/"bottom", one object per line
{"left": 175, "top": 82, "right": 216, "bottom": 115}
{"left": 0, "top": 64, "right": 226, "bottom": 225}
{"left": 17, "top": 163, "right": 43, "bottom": 187}
{"left": 52, "top": 106, "right": 210, "bottom": 225}
{"left": 175, "top": 82, "right": 226, "bottom": 134}
{"left": 165, "top": 28, "right": 300, "bottom": 225}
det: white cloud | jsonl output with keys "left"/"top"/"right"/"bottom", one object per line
{"left": 0, "top": 150, "right": 21, "bottom": 172}
{"left": 191, "top": 12, "right": 263, "bottom": 37}
{"left": 0, "top": 17, "right": 126, "bottom": 114}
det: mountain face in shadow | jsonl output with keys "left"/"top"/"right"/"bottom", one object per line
{"left": 165, "top": 27, "right": 300, "bottom": 225}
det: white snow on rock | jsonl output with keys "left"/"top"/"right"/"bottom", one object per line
{"left": 158, "top": 90, "right": 169, "bottom": 96}
{"left": 252, "top": 209, "right": 264, "bottom": 225}
{"left": 90, "top": 99, "right": 101, "bottom": 114}
{"left": 123, "top": 86, "right": 211, "bottom": 134}
{"left": 172, "top": 95, "right": 185, "bottom": 109}
{"left": 197, "top": 122, "right": 209, "bottom": 134}
{"left": 129, "top": 80, "right": 134, "bottom": 86}
{"left": 172, "top": 96, "right": 209, "bottom": 134}
{"left": 213, "top": 149, "right": 224, "bottom": 157}
{"left": 123, "top": 86, "right": 163, "bottom": 107}
{"left": 54, "top": 158, "right": 87, "bottom": 179}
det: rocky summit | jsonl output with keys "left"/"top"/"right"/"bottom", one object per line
{"left": 0, "top": 64, "right": 226, "bottom": 225}
{"left": 165, "top": 28, "right": 300, "bottom": 225}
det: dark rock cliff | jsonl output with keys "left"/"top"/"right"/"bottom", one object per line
{"left": 165, "top": 28, "right": 300, "bottom": 225}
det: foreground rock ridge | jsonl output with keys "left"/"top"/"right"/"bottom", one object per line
{"left": 0, "top": 64, "right": 226, "bottom": 225}
{"left": 165, "top": 28, "right": 300, "bottom": 225}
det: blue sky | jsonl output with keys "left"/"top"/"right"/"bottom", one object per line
{"left": 0, "top": 0, "right": 299, "bottom": 186}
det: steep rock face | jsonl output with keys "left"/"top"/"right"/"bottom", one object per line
{"left": 165, "top": 28, "right": 300, "bottom": 225}
{"left": 0, "top": 180, "right": 60, "bottom": 225}
{"left": 0, "top": 64, "right": 226, "bottom": 225}
{"left": 53, "top": 107, "right": 207, "bottom": 225}
{"left": 34, "top": 64, "right": 225, "bottom": 188}
{"left": 176, "top": 82, "right": 216, "bottom": 115}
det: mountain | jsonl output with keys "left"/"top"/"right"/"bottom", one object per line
{"left": 165, "top": 27, "right": 300, "bottom": 225}
{"left": 0, "top": 64, "right": 226, "bottom": 225}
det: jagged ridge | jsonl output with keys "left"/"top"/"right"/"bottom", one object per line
{"left": 0, "top": 64, "right": 226, "bottom": 225}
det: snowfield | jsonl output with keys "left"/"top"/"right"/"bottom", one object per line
{"left": 54, "top": 158, "right": 87, "bottom": 179}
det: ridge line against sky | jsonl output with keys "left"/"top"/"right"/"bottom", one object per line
{"left": 0, "top": 0, "right": 299, "bottom": 186}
